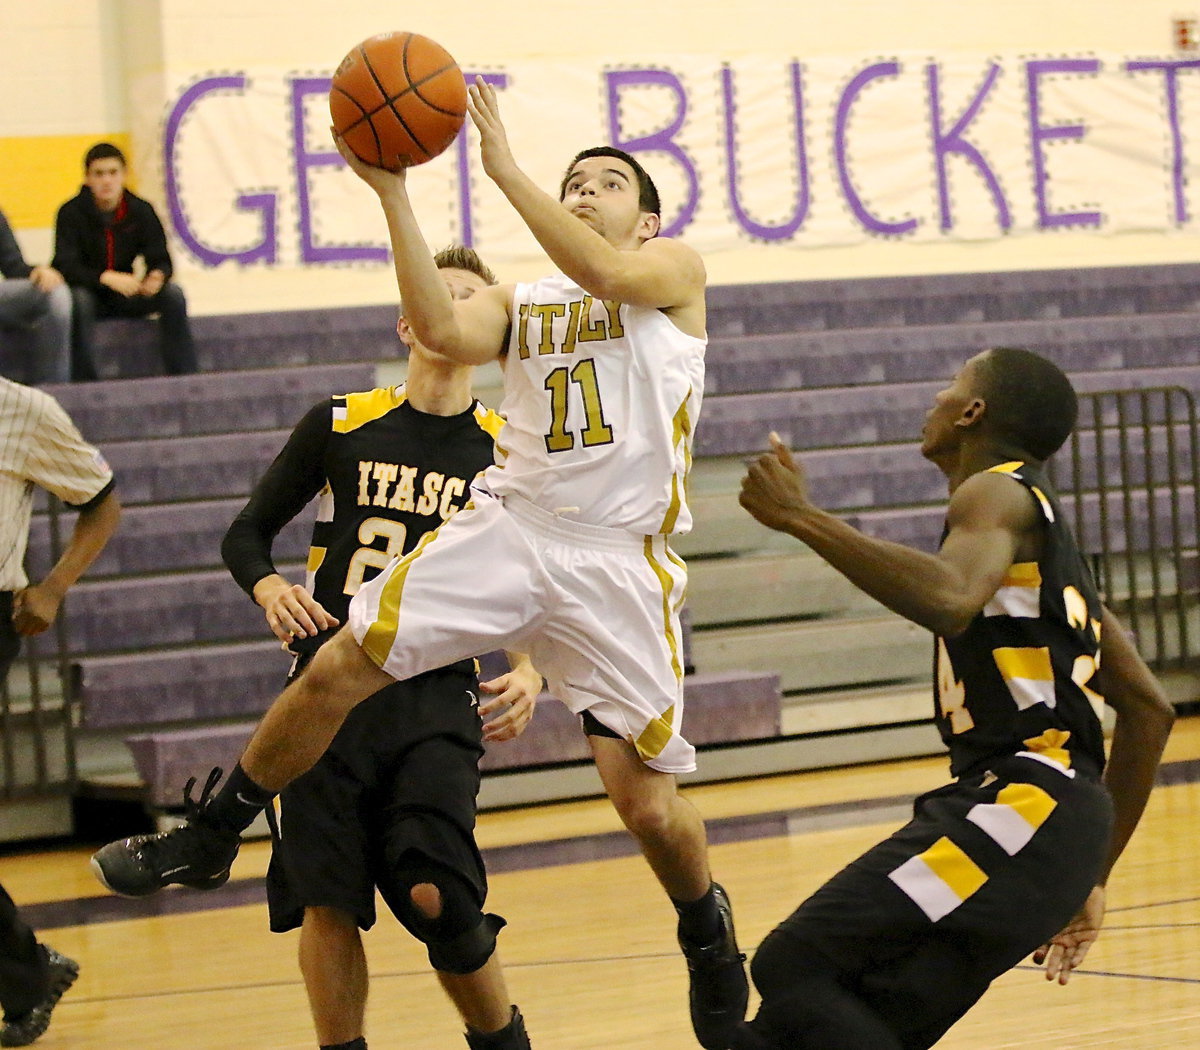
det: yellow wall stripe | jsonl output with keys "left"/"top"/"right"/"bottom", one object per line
{"left": 0, "top": 133, "right": 134, "bottom": 230}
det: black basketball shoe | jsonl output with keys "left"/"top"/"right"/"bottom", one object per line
{"left": 679, "top": 883, "right": 749, "bottom": 1050}
{"left": 464, "top": 1006, "right": 531, "bottom": 1050}
{"left": 89, "top": 768, "right": 242, "bottom": 898}
{"left": 0, "top": 947, "right": 79, "bottom": 1047}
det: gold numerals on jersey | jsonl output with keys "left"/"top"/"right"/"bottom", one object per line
{"left": 936, "top": 637, "right": 975, "bottom": 734}
{"left": 344, "top": 517, "right": 407, "bottom": 595}
{"left": 544, "top": 360, "right": 615, "bottom": 453}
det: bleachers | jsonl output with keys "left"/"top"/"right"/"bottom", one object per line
{"left": 22, "top": 261, "right": 1200, "bottom": 814}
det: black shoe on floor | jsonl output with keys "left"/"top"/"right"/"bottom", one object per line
{"left": 464, "top": 1006, "right": 531, "bottom": 1050}
{"left": 89, "top": 769, "right": 242, "bottom": 898}
{"left": 0, "top": 947, "right": 80, "bottom": 1047}
{"left": 679, "top": 883, "right": 749, "bottom": 1050}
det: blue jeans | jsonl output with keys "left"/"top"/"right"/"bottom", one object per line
{"left": 70, "top": 281, "right": 197, "bottom": 380}
{"left": 0, "top": 280, "right": 71, "bottom": 384}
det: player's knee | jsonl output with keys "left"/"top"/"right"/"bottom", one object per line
{"left": 613, "top": 792, "right": 673, "bottom": 842}
{"left": 750, "top": 928, "right": 808, "bottom": 999}
{"left": 427, "top": 911, "right": 507, "bottom": 975}
{"left": 409, "top": 882, "right": 442, "bottom": 920}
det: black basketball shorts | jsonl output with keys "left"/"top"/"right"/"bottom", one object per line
{"left": 266, "top": 665, "right": 488, "bottom": 934}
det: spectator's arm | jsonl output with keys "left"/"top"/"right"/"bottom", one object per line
{"left": 0, "top": 209, "right": 33, "bottom": 280}
{"left": 51, "top": 203, "right": 105, "bottom": 289}
{"left": 139, "top": 202, "right": 174, "bottom": 282}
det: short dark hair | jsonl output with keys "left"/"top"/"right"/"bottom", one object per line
{"left": 559, "top": 146, "right": 661, "bottom": 218}
{"left": 974, "top": 347, "right": 1078, "bottom": 461}
{"left": 433, "top": 245, "right": 496, "bottom": 286}
{"left": 85, "top": 142, "right": 126, "bottom": 170}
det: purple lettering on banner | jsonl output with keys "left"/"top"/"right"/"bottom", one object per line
{"left": 927, "top": 62, "right": 1011, "bottom": 232}
{"left": 1026, "top": 59, "right": 1102, "bottom": 229}
{"left": 605, "top": 70, "right": 699, "bottom": 237}
{"left": 1125, "top": 59, "right": 1200, "bottom": 224}
{"left": 834, "top": 62, "right": 918, "bottom": 236}
{"left": 164, "top": 76, "right": 278, "bottom": 266}
{"left": 456, "top": 72, "right": 509, "bottom": 246}
{"left": 721, "top": 62, "right": 810, "bottom": 241}
{"left": 292, "top": 77, "right": 388, "bottom": 263}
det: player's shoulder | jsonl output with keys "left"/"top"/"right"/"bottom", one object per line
{"left": 950, "top": 463, "right": 1043, "bottom": 529}
{"left": 330, "top": 385, "right": 406, "bottom": 434}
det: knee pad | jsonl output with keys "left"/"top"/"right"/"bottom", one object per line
{"left": 387, "top": 857, "right": 507, "bottom": 974}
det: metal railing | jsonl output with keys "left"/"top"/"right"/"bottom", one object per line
{"left": 1050, "top": 386, "right": 1200, "bottom": 671}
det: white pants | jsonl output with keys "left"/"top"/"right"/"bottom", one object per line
{"left": 349, "top": 487, "right": 695, "bottom": 773}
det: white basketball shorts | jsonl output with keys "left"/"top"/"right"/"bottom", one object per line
{"left": 348, "top": 486, "right": 695, "bottom": 773}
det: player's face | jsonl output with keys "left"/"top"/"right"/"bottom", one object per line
{"left": 86, "top": 158, "right": 126, "bottom": 211}
{"left": 921, "top": 355, "right": 986, "bottom": 460}
{"left": 560, "top": 157, "right": 657, "bottom": 246}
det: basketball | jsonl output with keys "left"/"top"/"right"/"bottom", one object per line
{"left": 329, "top": 32, "right": 467, "bottom": 171}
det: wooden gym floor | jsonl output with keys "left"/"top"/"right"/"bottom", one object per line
{"left": 4, "top": 716, "right": 1200, "bottom": 1049}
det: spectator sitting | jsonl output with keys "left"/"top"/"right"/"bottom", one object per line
{"left": 52, "top": 142, "right": 197, "bottom": 381}
{"left": 0, "top": 206, "right": 71, "bottom": 385}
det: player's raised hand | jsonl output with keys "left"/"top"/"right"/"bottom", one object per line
{"left": 331, "top": 128, "right": 407, "bottom": 196}
{"left": 740, "top": 431, "right": 814, "bottom": 534}
{"left": 1033, "top": 884, "right": 1106, "bottom": 984}
{"left": 466, "top": 76, "right": 517, "bottom": 183}
{"left": 478, "top": 655, "right": 541, "bottom": 742}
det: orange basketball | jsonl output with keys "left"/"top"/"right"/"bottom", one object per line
{"left": 329, "top": 32, "right": 467, "bottom": 170}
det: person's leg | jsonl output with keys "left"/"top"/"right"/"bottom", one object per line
{"left": 0, "top": 881, "right": 48, "bottom": 1019}
{"left": 148, "top": 283, "right": 197, "bottom": 375}
{"left": 28, "top": 283, "right": 71, "bottom": 384}
{"left": 90, "top": 627, "right": 394, "bottom": 896}
{"left": 299, "top": 907, "right": 369, "bottom": 1048}
{"left": 67, "top": 286, "right": 99, "bottom": 381}
{"left": 589, "top": 733, "right": 711, "bottom": 903}
{"left": 588, "top": 731, "right": 745, "bottom": 1050}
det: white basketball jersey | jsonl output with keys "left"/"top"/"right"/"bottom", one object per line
{"left": 484, "top": 274, "right": 706, "bottom": 535}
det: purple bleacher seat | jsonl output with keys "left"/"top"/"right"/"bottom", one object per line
{"left": 478, "top": 670, "right": 781, "bottom": 771}
{"left": 77, "top": 639, "right": 287, "bottom": 729}
{"left": 125, "top": 724, "right": 257, "bottom": 808}
{"left": 43, "top": 363, "right": 375, "bottom": 442}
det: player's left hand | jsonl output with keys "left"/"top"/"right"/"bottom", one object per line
{"left": 479, "top": 658, "right": 541, "bottom": 742}
{"left": 740, "top": 432, "right": 814, "bottom": 534}
{"left": 466, "top": 77, "right": 517, "bottom": 184}
{"left": 1033, "top": 884, "right": 1106, "bottom": 984}
{"left": 11, "top": 583, "right": 64, "bottom": 636}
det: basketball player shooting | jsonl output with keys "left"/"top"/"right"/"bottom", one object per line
{"left": 92, "top": 74, "right": 748, "bottom": 1050}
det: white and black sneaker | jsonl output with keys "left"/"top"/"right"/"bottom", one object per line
{"left": 89, "top": 768, "right": 242, "bottom": 898}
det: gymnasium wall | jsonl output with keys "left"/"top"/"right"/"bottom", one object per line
{"left": 3, "top": 1, "right": 1200, "bottom": 315}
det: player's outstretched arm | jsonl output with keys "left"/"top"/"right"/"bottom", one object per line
{"left": 466, "top": 78, "right": 704, "bottom": 313}
{"left": 333, "top": 132, "right": 511, "bottom": 364}
{"left": 740, "top": 435, "right": 1029, "bottom": 636}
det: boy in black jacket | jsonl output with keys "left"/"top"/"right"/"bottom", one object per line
{"left": 52, "top": 142, "right": 196, "bottom": 380}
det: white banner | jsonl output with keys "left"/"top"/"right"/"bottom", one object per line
{"left": 157, "top": 51, "right": 1200, "bottom": 275}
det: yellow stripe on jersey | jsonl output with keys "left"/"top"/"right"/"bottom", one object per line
{"left": 888, "top": 836, "right": 987, "bottom": 922}
{"left": 644, "top": 537, "right": 683, "bottom": 682}
{"left": 635, "top": 704, "right": 676, "bottom": 762}
{"left": 984, "top": 561, "right": 1042, "bottom": 619}
{"left": 987, "top": 461, "right": 1026, "bottom": 476}
{"left": 473, "top": 404, "right": 506, "bottom": 441}
{"left": 359, "top": 527, "right": 438, "bottom": 668}
{"left": 306, "top": 546, "right": 326, "bottom": 574}
{"left": 332, "top": 387, "right": 405, "bottom": 434}
{"left": 659, "top": 391, "right": 694, "bottom": 534}
{"left": 966, "top": 783, "right": 1058, "bottom": 855}
{"left": 992, "top": 646, "right": 1056, "bottom": 711}
{"left": 1019, "top": 728, "right": 1074, "bottom": 771}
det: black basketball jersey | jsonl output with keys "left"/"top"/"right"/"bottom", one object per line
{"left": 222, "top": 384, "right": 504, "bottom": 663}
{"left": 934, "top": 461, "right": 1107, "bottom": 779}
{"left": 306, "top": 386, "right": 503, "bottom": 625}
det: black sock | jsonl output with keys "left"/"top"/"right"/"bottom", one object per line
{"left": 673, "top": 883, "right": 722, "bottom": 946}
{"left": 201, "top": 763, "right": 275, "bottom": 833}
{"left": 319, "top": 1039, "right": 366, "bottom": 1050}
